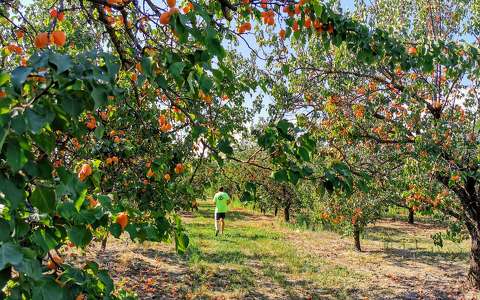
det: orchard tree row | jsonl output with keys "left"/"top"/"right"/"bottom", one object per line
{"left": 1, "top": 0, "right": 480, "bottom": 298}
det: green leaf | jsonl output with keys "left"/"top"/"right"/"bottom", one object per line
{"left": 94, "top": 123, "right": 105, "bottom": 139}
{"left": 0, "top": 73, "right": 10, "bottom": 86}
{"left": 15, "top": 257, "right": 42, "bottom": 280}
{"left": 67, "top": 226, "right": 92, "bottom": 248}
{"left": 33, "top": 132, "right": 55, "bottom": 154}
{"left": 199, "top": 73, "right": 213, "bottom": 92}
{"left": 11, "top": 67, "right": 33, "bottom": 91}
{"left": 297, "top": 147, "right": 310, "bottom": 162}
{"left": 169, "top": 62, "right": 185, "bottom": 79}
{"left": 0, "top": 126, "right": 9, "bottom": 153}
{"left": 60, "top": 96, "right": 84, "bottom": 117}
{"left": 30, "top": 186, "right": 55, "bottom": 213}
{"left": 217, "top": 139, "right": 233, "bottom": 155}
{"left": 91, "top": 86, "right": 108, "bottom": 109}
{"left": 31, "top": 229, "right": 58, "bottom": 252}
{"left": 6, "top": 140, "right": 28, "bottom": 172}
{"left": 97, "top": 270, "right": 114, "bottom": 293}
{"left": 271, "top": 169, "right": 288, "bottom": 182}
{"left": 0, "top": 242, "right": 23, "bottom": 270}
{"left": 32, "top": 279, "right": 66, "bottom": 300}
{"left": 49, "top": 52, "right": 72, "bottom": 74}
{"left": 25, "top": 108, "right": 54, "bottom": 134}
{"left": 141, "top": 56, "right": 154, "bottom": 78}
{"left": 175, "top": 231, "right": 189, "bottom": 255}
{"left": 276, "top": 119, "right": 292, "bottom": 136}
{"left": 0, "top": 176, "right": 25, "bottom": 208}
{"left": 109, "top": 223, "right": 122, "bottom": 238}
{"left": 0, "top": 219, "right": 10, "bottom": 242}
{"left": 0, "top": 267, "right": 10, "bottom": 290}
{"left": 287, "top": 169, "right": 300, "bottom": 185}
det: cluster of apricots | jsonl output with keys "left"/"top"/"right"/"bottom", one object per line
{"left": 160, "top": 0, "right": 180, "bottom": 25}
{"left": 261, "top": 10, "right": 275, "bottom": 26}
{"left": 49, "top": 8, "right": 65, "bottom": 21}
{"left": 6, "top": 43, "right": 22, "bottom": 55}
{"left": 158, "top": 114, "right": 173, "bottom": 132}
{"left": 85, "top": 114, "right": 97, "bottom": 130}
{"left": 105, "top": 156, "right": 119, "bottom": 166}
{"left": 182, "top": 2, "right": 194, "bottom": 13}
{"left": 238, "top": 22, "right": 252, "bottom": 33}
{"left": 78, "top": 163, "right": 93, "bottom": 181}
{"left": 35, "top": 8, "right": 67, "bottom": 49}
{"left": 109, "top": 129, "right": 126, "bottom": 143}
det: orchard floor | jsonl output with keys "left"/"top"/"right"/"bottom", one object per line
{"left": 75, "top": 202, "right": 476, "bottom": 299}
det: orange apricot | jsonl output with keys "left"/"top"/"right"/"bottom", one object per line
{"left": 52, "top": 31, "right": 66, "bottom": 47}
{"left": 167, "top": 0, "right": 176, "bottom": 8}
{"left": 78, "top": 163, "right": 93, "bottom": 181}
{"left": 34, "top": 32, "right": 50, "bottom": 49}
{"left": 116, "top": 212, "right": 128, "bottom": 230}
{"left": 160, "top": 12, "right": 171, "bottom": 25}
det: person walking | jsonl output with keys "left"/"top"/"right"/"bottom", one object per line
{"left": 213, "top": 187, "right": 230, "bottom": 236}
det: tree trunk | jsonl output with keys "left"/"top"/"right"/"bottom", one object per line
{"left": 284, "top": 203, "right": 290, "bottom": 222}
{"left": 274, "top": 206, "right": 278, "bottom": 216}
{"left": 353, "top": 224, "right": 361, "bottom": 251}
{"left": 101, "top": 234, "right": 108, "bottom": 251}
{"left": 466, "top": 219, "right": 480, "bottom": 287}
{"left": 447, "top": 176, "right": 480, "bottom": 287}
{"left": 408, "top": 207, "right": 415, "bottom": 224}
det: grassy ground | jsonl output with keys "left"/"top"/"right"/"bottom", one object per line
{"left": 74, "top": 201, "right": 476, "bottom": 299}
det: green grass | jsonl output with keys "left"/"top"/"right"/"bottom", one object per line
{"left": 181, "top": 202, "right": 363, "bottom": 298}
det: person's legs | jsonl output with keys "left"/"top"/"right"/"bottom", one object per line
{"left": 214, "top": 211, "right": 219, "bottom": 236}
{"left": 220, "top": 218, "right": 225, "bottom": 234}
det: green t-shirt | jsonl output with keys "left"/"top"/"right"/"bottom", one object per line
{"left": 214, "top": 192, "right": 230, "bottom": 213}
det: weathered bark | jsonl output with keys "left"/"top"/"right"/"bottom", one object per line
{"left": 284, "top": 203, "right": 291, "bottom": 222}
{"left": 467, "top": 222, "right": 480, "bottom": 287}
{"left": 408, "top": 207, "right": 415, "bottom": 224}
{"left": 441, "top": 175, "right": 480, "bottom": 288}
{"left": 353, "top": 224, "right": 361, "bottom": 251}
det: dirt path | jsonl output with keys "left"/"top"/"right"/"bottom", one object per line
{"left": 71, "top": 204, "right": 477, "bottom": 299}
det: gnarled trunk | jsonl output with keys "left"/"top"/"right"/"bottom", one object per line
{"left": 284, "top": 203, "right": 290, "bottom": 222}
{"left": 466, "top": 219, "right": 480, "bottom": 287}
{"left": 353, "top": 223, "right": 361, "bottom": 251}
{"left": 408, "top": 207, "right": 415, "bottom": 224}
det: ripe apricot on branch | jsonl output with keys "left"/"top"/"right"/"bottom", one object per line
{"left": 279, "top": 29, "right": 286, "bottom": 40}
{"left": 52, "top": 31, "right": 66, "bottom": 47}
{"left": 86, "top": 115, "right": 96, "bottom": 130}
{"left": 57, "top": 12, "right": 65, "bottom": 21}
{"left": 167, "top": 0, "right": 176, "bottom": 8}
{"left": 164, "top": 173, "right": 171, "bottom": 181}
{"left": 407, "top": 46, "right": 417, "bottom": 55}
{"left": 78, "top": 163, "right": 93, "bottom": 181}
{"left": 50, "top": 8, "right": 58, "bottom": 18}
{"left": 16, "top": 30, "right": 24, "bottom": 39}
{"left": 116, "top": 212, "right": 128, "bottom": 230}
{"left": 160, "top": 12, "right": 171, "bottom": 25}
{"left": 146, "top": 168, "right": 155, "bottom": 178}
{"left": 34, "top": 32, "right": 50, "bottom": 49}
{"left": 174, "top": 163, "right": 184, "bottom": 174}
